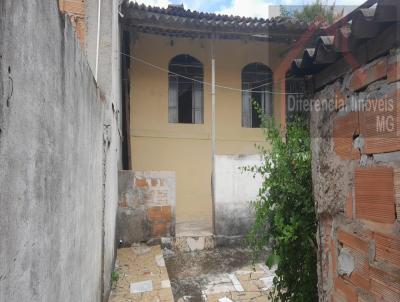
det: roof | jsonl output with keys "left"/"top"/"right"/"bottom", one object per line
{"left": 291, "top": 0, "right": 400, "bottom": 78}
{"left": 120, "top": 1, "right": 308, "bottom": 42}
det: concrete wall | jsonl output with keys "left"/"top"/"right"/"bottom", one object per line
{"left": 130, "top": 33, "right": 284, "bottom": 228}
{"left": 117, "top": 171, "right": 176, "bottom": 245}
{"left": 214, "top": 155, "right": 263, "bottom": 243}
{"left": 311, "top": 51, "right": 400, "bottom": 301}
{"left": 85, "top": 0, "right": 123, "bottom": 299}
{"left": 0, "top": 1, "right": 118, "bottom": 301}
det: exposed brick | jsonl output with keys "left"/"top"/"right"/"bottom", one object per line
{"left": 74, "top": 17, "right": 85, "bottom": 46}
{"left": 349, "top": 57, "right": 387, "bottom": 92}
{"left": 151, "top": 222, "right": 167, "bottom": 237}
{"left": 369, "top": 266, "right": 400, "bottom": 295}
{"left": 118, "top": 196, "right": 128, "bottom": 208}
{"left": 337, "top": 229, "right": 369, "bottom": 253}
{"left": 333, "top": 112, "right": 360, "bottom": 160}
{"left": 147, "top": 206, "right": 162, "bottom": 221}
{"left": 334, "top": 277, "right": 358, "bottom": 302}
{"left": 346, "top": 271, "right": 370, "bottom": 292}
{"left": 387, "top": 52, "right": 400, "bottom": 83}
{"left": 335, "top": 88, "right": 346, "bottom": 110}
{"left": 359, "top": 90, "right": 400, "bottom": 154}
{"left": 374, "top": 232, "right": 400, "bottom": 267}
{"left": 371, "top": 279, "right": 400, "bottom": 302}
{"left": 135, "top": 178, "right": 148, "bottom": 188}
{"left": 355, "top": 167, "right": 396, "bottom": 224}
{"left": 59, "top": 0, "right": 85, "bottom": 16}
{"left": 147, "top": 206, "right": 172, "bottom": 223}
{"left": 344, "top": 248, "right": 370, "bottom": 291}
{"left": 332, "top": 291, "right": 347, "bottom": 302}
{"left": 160, "top": 206, "right": 172, "bottom": 222}
{"left": 394, "top": 169, "right": 400, "bottom": 220}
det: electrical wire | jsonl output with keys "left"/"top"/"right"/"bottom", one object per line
{"left": 120, "top": 52, "right": 304, "bottom": 95}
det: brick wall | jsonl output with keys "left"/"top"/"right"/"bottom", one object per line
{"left": 59, "top": 0, "right": 86, "bottom": 47}
{"left": 311, "top": 49, "right": 400, "bottom": 301}
{"left": 117, "top": 171, "right": 176, "bottom": 245}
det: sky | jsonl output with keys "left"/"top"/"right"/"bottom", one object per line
{"left": 134, "top": 0, "right": 366, "bottom": 18}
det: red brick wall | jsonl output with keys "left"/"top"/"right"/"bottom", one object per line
{"left": 313, "top": 50, "right": 400, "bottom": 301}
{"left": 117, "top": 171, "right": 176, "bottom": 244}
{"left": 59, "top": 0, "right": 86, "bottom": 47}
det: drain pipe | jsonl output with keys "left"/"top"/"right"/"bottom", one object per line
{"left": 95, "top": 0, "right": 102, "bottom": 81}
{"left": 211, "top": 39, "right": 216, "bottom": 236}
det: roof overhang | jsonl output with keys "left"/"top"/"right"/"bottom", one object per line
{"left": 120, "top": 1, "right": 309, "bottom": 43}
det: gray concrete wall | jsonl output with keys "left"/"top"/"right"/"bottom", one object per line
{"left": 0, "top": 1, "right": 106, "bottom": 301}
{"left": 86, "top": 1, "right": 123, "bottom": 300}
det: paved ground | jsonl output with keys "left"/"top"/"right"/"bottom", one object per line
{"left": 109, "top": 245, "right": 174, "bottom": 302}
{"left": 109, "top": 245, "right": 275, "bottom": 302}
{"left": 164, "top": 247, "right": 275, "bottom": 302}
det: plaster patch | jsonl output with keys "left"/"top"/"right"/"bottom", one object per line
{"left": 337, "top": 248, "right": 355, "bottom": 276}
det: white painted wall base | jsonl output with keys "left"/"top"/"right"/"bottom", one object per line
{"left": 214, "top": 155, "right": 263, "bottom": 238}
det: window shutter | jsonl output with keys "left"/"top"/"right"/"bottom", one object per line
{"left": 192, "top": 79, "right": 203, "bottom": 124}
{"left": 168, "top": 75, "right": 179, "bottom": 123}
{"left": 242, "top": 82, "right": 252, "bottom": 127}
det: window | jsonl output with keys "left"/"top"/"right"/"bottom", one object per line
{"left": 242, "top": 63, "right": 273, "bottom": 128}
{"left": 168, "top": 54, "right": 204, "bottom": 124}
{"left": 285, "top": 72, "right": 307, "bottom": 123}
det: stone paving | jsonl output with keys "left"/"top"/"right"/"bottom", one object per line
{"left": 109, "top": 244, "right": 174, "bottom": 302}
{"left": 109, "top": 245, "right": 275, "bottom": 302}
{"left": 198, "top": 263, "right": 275, "bottom": 302}
{"left": 164, "top": 247, "right": 275, "bottom": 302}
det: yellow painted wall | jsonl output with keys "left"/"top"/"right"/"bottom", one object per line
{"left": 130, "top": 33, "right": 288, "bottom": 226}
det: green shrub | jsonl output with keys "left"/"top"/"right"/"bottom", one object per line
{"left": 245, "top": 113, "right": 318, "bottom": 301}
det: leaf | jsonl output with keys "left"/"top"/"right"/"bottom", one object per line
{"left": 266, "top": 253, "right": 280, "bottom": 269}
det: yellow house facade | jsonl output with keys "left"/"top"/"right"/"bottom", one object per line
{"left": 119, "top": 1, "right": 306, "bottom": 245}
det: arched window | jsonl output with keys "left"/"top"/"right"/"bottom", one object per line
{"left": 168, "top": 54, "right": 204, "bottom": 124}
{"left": 242, "top": 63, "right": 273, "bottom": 128}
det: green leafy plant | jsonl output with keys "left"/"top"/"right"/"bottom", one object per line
{"left": 245, "top": 109, "right": 318, "bottom": 301}
{"left": 111, "top": 271, "right": 120, "bottom": 288}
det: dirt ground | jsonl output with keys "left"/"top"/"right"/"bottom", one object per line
{"left": 164, "top": 247, "right": 274, "bottom": 302}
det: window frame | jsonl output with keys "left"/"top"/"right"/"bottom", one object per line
{"left": 241, "top": 63, "right": 273, "bottom": 128}
{"left": 168, "top": 54, "right": 204, "bottom": 125}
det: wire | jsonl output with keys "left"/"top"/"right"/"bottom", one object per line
{"left": 120, "top": 52, "right": 304, "bottom": 95}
